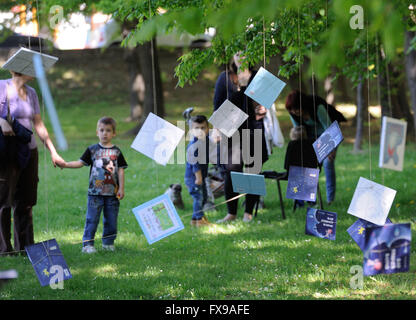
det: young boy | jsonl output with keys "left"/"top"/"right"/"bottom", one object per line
{"left": 185, "top": 115, "right": 211, "bottom": 227}
{"left": 62, "top": 117, "right": 127, "bottom": 253}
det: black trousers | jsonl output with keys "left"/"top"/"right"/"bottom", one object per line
{"left": 0, "top": 148, "right": 38, "bottom": 254}
{"left": 222, "top": 164, "right": 259, "bottom": 216}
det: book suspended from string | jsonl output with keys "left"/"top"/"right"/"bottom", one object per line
{"left": 25, "top": 239, "right": 72, "bottom": 287}
{"left": 305, "top": 208, "right": 337, "bottom": 241}
{"left": 363, "top": 223, "right": 411, "bottom": 276}
{"left": 244, "top": 67, "right": 286, "bottom": 109}
{"left": 132, "top": 194, "right": 184, "bottom": 245}
{"left": 2, "top": 47, "right": 58, "bottom": 78}
{"left": 312, "top": 120, "right": 343, "bottom": 164}
{"left": 379, "top": 116, "right": 407, "bottom": 172}
{"left": 286, "top": 166, "right": 319, "bottom": 202}
{"left": 131, "top": 112, "right": 185, "bottom": 166}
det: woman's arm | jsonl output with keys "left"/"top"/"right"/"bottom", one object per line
{"left": 316, "top": 104, "right": 332, "bottom": 130}
{"left": 33, "top": 114, "right": 66, "bottom": 168}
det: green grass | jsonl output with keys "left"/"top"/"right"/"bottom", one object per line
{"left": 1, "top": 114, "right": 416, "bottom": 299}
{"left": 0, "top": 57, "right": 415, "bottom": 300}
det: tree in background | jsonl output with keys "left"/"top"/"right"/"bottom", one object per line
{"left": 0, "top": 0, "right": 165, "bottom": 134}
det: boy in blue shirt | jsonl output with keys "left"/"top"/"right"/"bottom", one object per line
{"left": 61, "top": 117, "right": 127, "bottom": 253}
{"left": 185, "top": 115, "right": 211, "bottom": 227}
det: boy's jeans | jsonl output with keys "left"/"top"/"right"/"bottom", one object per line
{"left": 186, "top": 181, "right": 207, "bottom": 220}
{"left": 83, "top": 195, "right": 119, "bottom": 247}
{"left": 323, "top": 157, "right": 336, "bottom": 203}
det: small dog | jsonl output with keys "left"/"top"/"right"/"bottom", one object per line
{"left": 165, "top": 183, "right": 185, "bottom": 209}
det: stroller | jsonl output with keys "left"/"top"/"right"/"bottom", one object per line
{"left": 182, "top": 108, "right": 225, "bottom": 211}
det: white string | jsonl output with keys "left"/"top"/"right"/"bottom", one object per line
{"left": 263, "top": 17, "right": 266, "bottom": 68}
{"left": 366, "top": 20, "right": 372, "bottom": 180}
{"left": 148, "top": 0, "right": 159, "bottom": 187}
{"left": 33, "top": 0, "right": 49, "bottom": 233}
{"left": 375, "top": 35, "right": 384, "bottom": 185}
{"left": 298, "top": 7, "right": 303, "bottom": 168}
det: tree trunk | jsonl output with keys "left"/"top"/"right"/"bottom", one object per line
{"left": 353, "top": 77, "right": 367, "bottom": 153}
{"left": 376, "top": 42, "right": 392, "bottom": 120}
{"left": 404, "top": 30, "right": 416, "bottom": 139}
{"left": 137, "top": 38, "right": 165, "bottom": 119}
{"left": 123, "top": 46, "right": 145, "bottom": 122}
{"left": 324, "top": 76, "right": 335, "bottom": 105}
{"left": 124, "top": 38, "right": 165, "bottom": 136}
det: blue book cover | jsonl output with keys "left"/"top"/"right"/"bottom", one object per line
{"left": 25, "top": 239, "right": 72, "bottom": 287}
{"left": 305, "top": 208, "right": 337, "bottom": 240}
{"left": 244, "top": 67, "right": 286, "bottom": 109}
{"left": 230, "top": 171, "right": 267, "bottom": 196}
{"left": 347, "top": 218, "right": 392, "bottom": 251}
{"left": 363, "top": 223, "right": 411, "bottom": 276}
{"left": 286, "top": 166, "right": 319, "bottom": 202}
{"left": 312, "top": 121, "right": 344, "bottom": 163}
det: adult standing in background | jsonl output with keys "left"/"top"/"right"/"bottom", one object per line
{"left": 285, "top": 90, "right": 346, "bottom": 205}
{"left": 216, "top": 70, "right": 270, "bottom": 223}
{"left": 0, "top": 63, "right": 65, "bottom": 255}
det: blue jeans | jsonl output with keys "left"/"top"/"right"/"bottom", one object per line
{"left": 83, "top": 195, "right": 120, "bottom": 247}
{"left": 323, "top": 157, "right": 336, "bottom": 203}
{"left": 186, "top": 182, "right": 207, "bottom": 220}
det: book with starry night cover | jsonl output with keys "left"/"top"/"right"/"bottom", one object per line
{"left": 305, "top": 208, "right": 337, "bottom": 240}
{"left": 362, "top": 223, "right": 411, "bottom": 276}
{"left": 347, "top": 217, "right": 392, "bottom": 251}
{"left": 25, "top": 239, "right": 72, "bottom": 287}
{"left": 286, "top": 166, "right": 320, "bottom": 202}
{"left": 312, "top": 120, "right": 344, "bottom": 164}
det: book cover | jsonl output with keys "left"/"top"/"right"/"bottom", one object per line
{"left": 379, "top": 116, "right": 407, "bottom": 171}
{"left": 230, "top": 171, "right": 267, "bottom": 196}
{"left": 312, "top": 121, "right": 344, "bottom": 163}
{"left": 363, "top": 223, "right": 411, "bottom": 276}
{"left": 244, "top": 67, "right": 286, "bottom": 109}
{"left": 286, "top": 166, "right": 319, "bottom": 202}
{"left": 25, "top": 239, "right": 72, "bottom": 287}
{"left": 305, "top": 208, "right": 337, "bottom": 240}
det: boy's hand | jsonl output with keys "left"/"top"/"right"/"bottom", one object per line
{"left": 195, "top": 170, "right": 203, "bottom": 185}
{"left": 117, "top": 190, "right": 124, "bottom": 200}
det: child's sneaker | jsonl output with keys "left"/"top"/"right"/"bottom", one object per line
{"left": 195, "top": 216, "right": 211, "bottom": 227}
{"left": 82, "top": 245, "right": 96, "bottom": 254}
{"left": 102, "top": 244, "right": 115, "bottom": 251}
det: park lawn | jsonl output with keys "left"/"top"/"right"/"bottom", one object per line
{"left": 0, "top": 99, "right": 415, "bottom": 300}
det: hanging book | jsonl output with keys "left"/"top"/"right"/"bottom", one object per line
{"left": 208, "top": 99, "right": 248, "bottom": 138}
{"left": 132, "top": 194, "right": 184, "bottom": 245}
{"left": 286, "top": 166, "right": 319, "bottom": 202}
{"left": 312, "top": 121, "right": 343, "bottom": 163}
{"left": 131, "top": 112, "right": 185, "bottom": 166}
{"left": 25, "top": 239, "right": 72, "bottom": 287}
{"left": 305, "top": 208, "right": 337, "bottom": 240}
{"left": 379, "top": 116, "right": 407, "bottom": 171}
{"left": 244, "top": 67, "right": 286, "bottom": 109}
{"left": 347, "top": 218, "right": 392, "bottom": 252}
{"left": 2, "top": 47, "right": 58, "bottom": 78}
{"left": 347, "top": 177, "right": 396, "bottom": 226}
{"left": 230, "top": 171, "right": 267, "bottom": 196}
{"left": 363, "top": 223, "right": 411, "bottom": 276}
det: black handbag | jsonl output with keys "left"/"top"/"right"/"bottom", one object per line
{"left": 0, "top": 87, "right": 33, "bottom": 168}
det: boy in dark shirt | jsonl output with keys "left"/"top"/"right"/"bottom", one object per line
{"left": 62, "top": 117, "right": 127, "bottom": 253}
{"left": 185, "top": 115, "right": 211, "bottom": 227}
